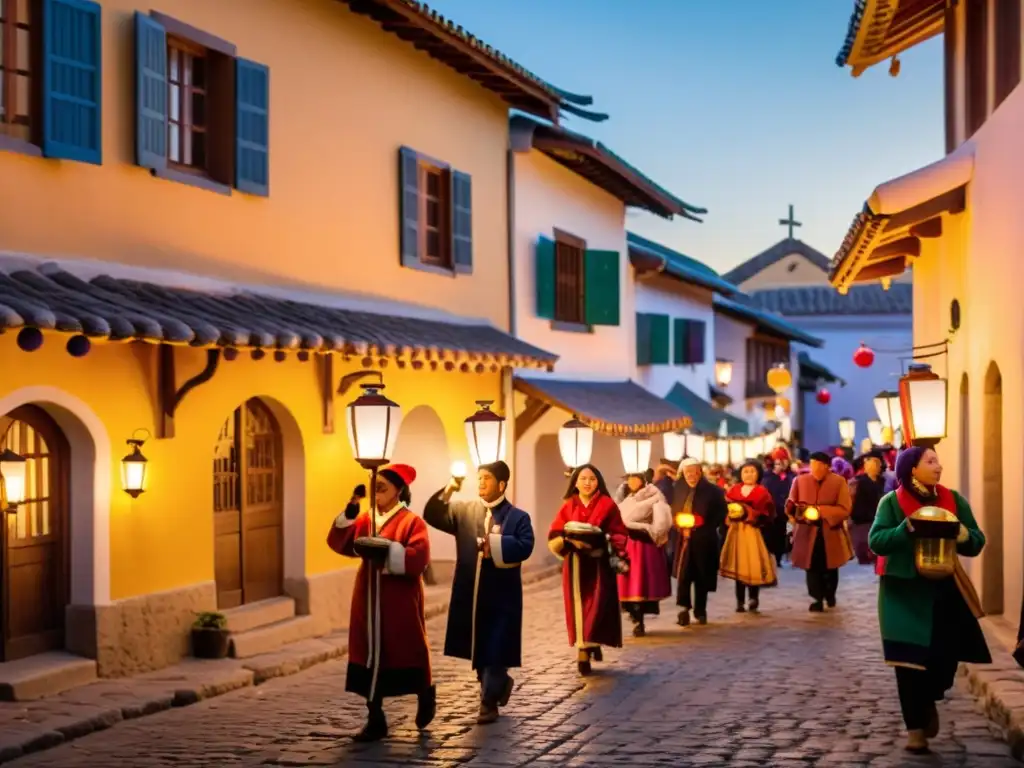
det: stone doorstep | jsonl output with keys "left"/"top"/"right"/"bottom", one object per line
{"left": 0, "top": 564, "right": 560, "bottom": 765}
{"left": 962, "top": 612, "right": 1024, "bottom": 760}
{"left": 222, "top": 596, "right": 296, "bottom": 634}
{"left": 0, "top": 652, "right": 98, "bottom": 702}
{"left": 229, "top": 614, "right": 321, "bottom": 659}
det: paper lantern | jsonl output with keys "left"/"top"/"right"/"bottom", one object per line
{"left": 866, "top": 419, "right": 884, "bottom": 446}
{"left": 620, "top": 435, "right": 652, "bottom": 475}
{"left": 873, "top": 390, "right": 903, "bottom": 431}
{"left": 853, "top": 343, "right": 875, "bottom": 368}
{"left": 838, "top": 417, "right": 855, "bottom": 446}
{"left": 766, "top": 363, "right": 792, "bottom": 394}
{"left": 703, "top": 439, "right": 716, "bottom": 464}
{"left": 728, "top": 437, "right": 745, "bottom": 465}
{"left": 816, "top": 388, "right": 831, "bottom": 405}
{"left": 686, "top": 432, "right": 705, "bottom": 459}
{"left": 558, "top": 417, "right": 593, "bottom": 469}
{"left": 663, "top": 432, "right": 686, "bottom": 463}
{"left": 715, "top": 439, "right": 730, "bottom": 465}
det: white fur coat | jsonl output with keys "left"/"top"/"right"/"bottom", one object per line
{"left": 615, "top": 484, "right": 672, "bottom": 547}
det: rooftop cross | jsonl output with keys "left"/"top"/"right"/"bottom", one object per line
{"left": 779, "top": 204, "right": 802, "bottom": 240}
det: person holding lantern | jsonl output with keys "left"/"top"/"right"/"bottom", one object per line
{"left": 720, "top": 460, "right": 778, "bottom": 612}
{"left": 655, "top": 458, "right": 727, "bottom": 627}
{"left": 786, "top": 451, "right": 853, "bottom": 612}
{"left": 869, "top": 446, "right": 989, "bottom": 754}
{"left": 326, "top": 464, "right": 434, "bottom": 742}
{"left": 548, "top": 464, "right": 630, "bottom": 675}
{"left": 614, "top": 469, "right": 672, "bottom": 638}
{"left": 423, "top": 460, "right": 535, "bottom": 725}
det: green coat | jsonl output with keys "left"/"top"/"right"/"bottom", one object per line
{"left": 869, "top": 489, "right": 986, "bottom": 657}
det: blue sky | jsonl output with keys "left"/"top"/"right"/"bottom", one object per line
{"left": 427, "top": 0, "right": 943, "bottom": 274}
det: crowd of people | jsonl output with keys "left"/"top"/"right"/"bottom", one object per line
{"left": 326, "top": 441, "right": 993, "bottom": 757}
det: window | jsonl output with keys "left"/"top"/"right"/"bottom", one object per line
{"left": 535, "top": 233, "right": 620, "bottom": 329}
{"left": 135, "top": 11, "right": 270, "bottom": 196}
{"left": 554, "top": 230, "right": 585, "bottom": 325}
{"left": 398, "top": 146, "right": 473, "bottom": 274}
{"left": 744, "top": 337, "right": 789, "bottom": 398}
{"left": 0, "top": 0, "right": 34, "bottom": 145}
{"left": 637, "top": 312, "right": 670, "bottom": 365}
{"left": 673, "top": 318, "right": 706, "bottom": 365}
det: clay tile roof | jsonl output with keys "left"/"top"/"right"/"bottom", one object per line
{"left": 514, "top": 377, "right": 692, "bottom": 435}
{"left": 720, "top": 238, "right": 832, "bottom": 287}
{"left": 664, "top": 382, "right": 748, "bottom": 435}
{"left": 626, "top": 232, "right": 740, "bottom": 295}
{"left": 746, "top": 284, "right": 912, "bottom": 316}
{"left": 0, "top": 263, "right": 557, "bottom": 369}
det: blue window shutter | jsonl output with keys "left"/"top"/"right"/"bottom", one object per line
{"left": 673, "top": 318, "right": 687, "bottom": 364}
{"left": 134, "top": 11, "right": 166, "bottom": 171}
{"left": 235, "top": 58, "right": 270, "bottom": 196}
{"left": 689, "top": 319, "right": 707, "bottom": 364}
{"left": 636, "top": 313, "right": 652, "bottom": 366}
{"left": 450, "top": 170, "right": 472, "bottom": 274}
{"left": 583, "top": 249, "right": 620, "bottom": 326}
{"left": 535, "top": 236, "right": 556, "bottom": 319}
{"left": 399, "top": 147, "right": 420, "bottom": 267}
{"left": 41, "top": 0, "right": 102, "bottom": 164}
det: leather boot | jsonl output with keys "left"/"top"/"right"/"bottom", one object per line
{"left": 498, "top": 675, "right": 514, "bottom": 707}
{"left": 677, "top": 608, "right": 691, "bottom": 627}
{"left": 477, "top": 700, "right": 499, "bottom": 724}
{"left": 925, "top": 703, "right": 940, "bottom": 738}
{"left": 415, "top": 685, "right": 436, "bottom": 730}
{"left": 905, "top": 729, "right": 930, "bottom": 754}
{"left": 353, "top": 701, "right": 387, "bottom": 742}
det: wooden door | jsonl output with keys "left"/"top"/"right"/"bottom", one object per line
{"left": 213, "top": 399, "right": 283, "bottom": 609}
{"left": 1, "top": 406, "right": 69, "bottom": 661}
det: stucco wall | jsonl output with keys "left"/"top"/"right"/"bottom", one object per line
{"left": 511, "top": 150, "right": 634, "bottom": 381}
{"left": 634, "top": 277, "right": 716, "bottom": 399}
{"left": 735, "top": 253, "right": 831, "bottom": 291}
{"left": 0, "top": 0, "right": 511, "bottom": 328}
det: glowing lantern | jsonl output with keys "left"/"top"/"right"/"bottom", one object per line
{"left": 866, "top": 419, "right": 884, "bottom": 446}
{"left": 899, "top": 363, "right": 948, "bottom": 447}
{"left": 729, "top": 437, "right": 745, "bottom": 465}
{"left": 803, "top": 506, "right": 820, "bottom": 522}
{"left": 663, "top": 432, "right": 686, "bottom": 463}
{"left": 0, "top": 448, "right": 27, "bottom": 509}
{"left": 675, "top": 511, "right": 696, "bottom": 529}
{"left": 816, "top": 388, "right": 831, "bottom": 405}
{"left": 346, "top": 381, "right": 403, "bottom": 468}
{"left": 450, "top": 461, "right": 467, "bottom": 480}
{"left": 715, "top": 439, "right": 730, "bottom": 465}
{"left": 727, "top": 502, "right": 745, "bottom": 520}
{"left": 620, "top": 435, "right": 652, "bottom": 475}
{"left": 837, "top": 417, "right": 855, "bottom": 446}
{"left": 703, "top": 439, "right": 716, "bottom": 464}
{"left": 558, "top": 417, "right": 593, "bottom": 469}
{"left": 853, "top": 343, "right": 875, "bottom": 368}
{"left": 873, "top": 390, "right": 903, "bottom": 432}
{"left": 464, "top": 400, "right": 506, "bottom": 467}
{"left": 766, "top": 363, "right": 792, "bottom": 394}
{"left": 715, "top": 358, "right": 734, "bottom": 388}
{"left": 121, "top": 433, "right": 150, "bottom": 499}
{"left": 686, "top": 432, "right": 706, "bottom": 460}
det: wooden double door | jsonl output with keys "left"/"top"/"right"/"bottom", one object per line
{"left": 213, "top": 398, "right": 284, "bottom": 609}
{"left": 1, "top": 406, "right": 69, "bottom": 662}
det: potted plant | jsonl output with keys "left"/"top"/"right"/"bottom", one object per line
{"left": 191, "top": 611, "right": 230, "bottom": 659}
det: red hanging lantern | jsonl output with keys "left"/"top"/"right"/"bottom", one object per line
{"left": 853, "top": 342, "right": 875, "bottom": 368}
{"left": 816, "top": 388, "right": 831, "bottom": 405}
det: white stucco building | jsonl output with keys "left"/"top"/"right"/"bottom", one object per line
{"left": 829, "top": 0, "right": 1024, "bottom": 619}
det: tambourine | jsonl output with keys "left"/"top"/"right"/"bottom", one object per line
{"left": 354, "top": 536, "right": 391, "bottom": 563}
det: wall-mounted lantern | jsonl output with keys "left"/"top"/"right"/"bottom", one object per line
{"left": 715, "top": 358, "right": 734, "bottom": 388}
{"left": 121, "top": 429, "right": 151, "bottom": 498}
{"left": 0, "top": 448, "right": 27, "bottom": 513}
{"left": 898, "top": 363, "right": 948, "bottom": 449}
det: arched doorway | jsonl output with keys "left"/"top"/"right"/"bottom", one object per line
{"left": 960, "top": 373, "right": 970, "bottom": 499}
{"left": 213, "top": 398, "right": 284, "bottom": 609}
{"left": 1, "top": 406, "right": 70, "bottom": 661}
{"left": 983, "top": 362, "right": 1004, "bottom": 615}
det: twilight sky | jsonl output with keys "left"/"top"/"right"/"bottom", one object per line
{"left": 426, "top": 0, "right": 944, "bottom": 275}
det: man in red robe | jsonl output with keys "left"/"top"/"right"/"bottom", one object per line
{"left": 327, "top": 463, "right": 434, "bottom": 742}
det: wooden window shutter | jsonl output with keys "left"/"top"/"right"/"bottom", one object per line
{"left": 672, "top": 318, "right": 687, "bottom": 364}
{"left": 943, "top": 1, "right": 957, "bottom": 153}
{"left": 235, "top": 58, "right": 270, "bottom": 196}
{"left": 450, "top": 170, "right": 472, "bottom": 274}
{"left": 994, "top": 0, "right": 1021, "bottom": 110}
{"left": 398, "top": 147, "right": 420, "bottom": 267}
{"left": 41, "top": 0, "right": 103, "bottom": 164}
{"left": 636, "top": 313, "right": 652, "bottom": 366}
{"left": 134, "top": 11, "right": 167, "bottom": 171}
{"left": 688, "top": 319, "right": 706, "bottom": 364}
{"left": 648, "top": 314, "right": 670, "bottom": 365}
{"left": 582, "top": 249, "right": 620, "bottom": 326}
{"left": 535, "top": 235, "right": 556, "bottom": 319}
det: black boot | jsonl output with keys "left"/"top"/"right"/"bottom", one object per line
{"left": 353, "top": 700, "right": 387, "bottom": 742}
{"left": 632, "top": 617, "right": 646, "bottom": 637}
{"left": 415, "top": 685, "right": 436, "bottom": 730}
{"left": 809, "top": 601, "right": 824, "bottom": 612}
{"left": 677, "top": 608, "right": 691, "bottom": 627}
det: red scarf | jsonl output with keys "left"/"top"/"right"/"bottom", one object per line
{"left": 875, "top": 484, "right": 958, "bottom": 576}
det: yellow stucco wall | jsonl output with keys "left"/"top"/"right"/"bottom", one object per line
{"left": 0, "top": 0, "right": 510, "bottom": 328}
{"left": 735, "top": 254, "right": 830, "bottom": 291}
{"left": 0, "top": 333, "right": 502, "bottom": 600}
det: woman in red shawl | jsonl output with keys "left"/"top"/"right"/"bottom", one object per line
{"left": 548, "top": 464, "right": 630, "bottom": 676}
{"left": 326, "top": 463, "right": 434, "bottom": 742}
{"left": 720, "top": 460, "right": 778, "bottom": 612}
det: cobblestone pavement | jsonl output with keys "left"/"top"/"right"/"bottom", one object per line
{"left": 9, "top": 564, "right": 1021, "bottom": 767}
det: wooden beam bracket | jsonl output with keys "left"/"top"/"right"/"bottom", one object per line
{"left": 157, "top": 345, "right": 220, "bottom": 439}
{"left": 317, "top": 354, "right": 337, "bottom": 435}
{"left": 514, "top": 396, "right": 551, "bottom": 440}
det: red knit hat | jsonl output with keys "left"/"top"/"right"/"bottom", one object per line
{"left": 380, "top": 463, "right": 416, "bottom": 488}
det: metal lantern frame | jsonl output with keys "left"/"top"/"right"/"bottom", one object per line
{"left": 558, "top": 416, "right": 594, "bottom": 470}
{"left": 715, "top": 358, "right": 734, "bottom": 388}
{"left": 121, "top": 429, "right": 151, "bottom": 499}
{"left": 345, "top": 379, "right": 404, "bottom": 538}
{"left": 873, "top": 390, "right": 903, "bottom": 433}
{"left": 898, "top": 363, "right": 948, "bottom": 448}
{"left": 620, "top": 434, "right": 652, "bottom": 476}
{"left": 837, "top": 417, "right": 856, "bottom": 446}
{"left": 866, "top": 419, "right": 884, "bottom": 446}
{"left": 464, "top": 400, "right": 506, "bottom": 468}
{"left": 0, "top": 447, "right": 27, "bottom": 512}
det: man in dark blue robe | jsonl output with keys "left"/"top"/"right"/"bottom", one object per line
{"left": 423, "top": 460, "right": 534, "bottom": 724}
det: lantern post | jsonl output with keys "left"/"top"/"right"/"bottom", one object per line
{"left": 0, "top": 448, "right": 27, "bottom": 515}
{"left": 344, "top": 379, "right": 403, "bottom": 538}
{"left": 898, "top": 363, "right": 948, "bottom": 450}
{"left": 558, "top": 416, "right": 593, "bottom": 470}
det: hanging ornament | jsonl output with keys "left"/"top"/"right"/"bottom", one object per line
{"left": 766, "top": 363, "right": 792, "bottom": 394}
{"left": 816, "top": 388, "right": 831, "bottom": 405}
{"left": 853, "top": 342, "right": 875, "bottom": 369}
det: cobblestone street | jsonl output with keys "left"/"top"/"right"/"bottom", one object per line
{"left": 9, "top": 565, "right": 1021, "bottom": 767}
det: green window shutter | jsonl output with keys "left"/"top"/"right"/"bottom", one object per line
{"left": 235, "top": 58, "right": 270, "bottom": 196}
{"left": 649, "top": 314, "right": 670, "bottom": 365}
{"left": 134, "top": 11, "right": 167, "bottom": 171}
{"left": 450, "top": 170, "right": 472, "bottom": 274}
{"left": 535, "top": 236, "right": 556, "bottom": 319}
{"left": 673, "top": 318, "right": 688, "bottom": 365}
{"left": 42, "top": 0, "right": 102, "bottom": 165}
{"left": 636, "top": 313, "right": 652, "bottom": 365}
{"left": 583, "top": 249, "right": 620, "bottom": 326}
{"left": 398, "top": 147, "right": 420, "bottom": 267}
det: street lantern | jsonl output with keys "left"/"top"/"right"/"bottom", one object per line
{"left": 873, "top": 390, "right": 903, "bottom": 432}
{"left": 121, "top": 430, "right": 150, "bottom": 499}
{"left": 703, "top": 438, "right": 716, "bottom": 464}
{"left": 715, "top": 358, "right": 734, "bottom": 388}
{"left": 346, "top": 381, "right": 403, "bottom": 469}
{"left": 464, "top": 400, "right": 506, "bottom": 467}
{"left": 899, "top": 363, "right": 948, "bottom": 448}
{"left": 715, "top": 439, "right": 730, "bottom": 465}
{"left": 663, "top": 431, "right": 686, "bottom": 464}
{"left": 558, "top": 416, "right": 593, "bottom": 469}
{"left": 0, "top": 448, "right": 26, "bottom": 511}
{"left": 729, "top": 437, "right": 745, "bottom": 465}
{"left": 837, "top": 417, "right": 855, "bottom": 446}
{"left": 620, "top": 435, "right": 652, "bottom": 475}
{"left": 686, "top": 432, "right": 705, "bottom": 460}
{"left": 866, "top": 419, "right": 884, "bottom": 446}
